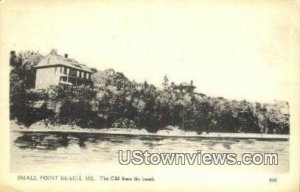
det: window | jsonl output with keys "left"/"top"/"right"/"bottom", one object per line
{"left": 60, "top": 77, "right": 67, "bottom": 82}
{"left": 81, "top": 71, "right": 83, "bottom": 78}
{"left": 63, "top": 67, "right": 67, "bottom": 74}
{"left": 77, "top": 70, "right": 80, "bottom": 77}
{"left": 69, "top": 68, "right": 77, "bottom": 76}
{"left": 66, "top": 68, "right": 70, "bottom": 74}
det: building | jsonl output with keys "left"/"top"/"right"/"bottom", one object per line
{"left": 171, "top": 80, "right": 196, "bottom": 95}
{"left": 34, "top": 50, "right": 93, "bottom": 89}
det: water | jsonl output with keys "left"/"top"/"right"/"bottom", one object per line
{"left": 10, "top": 130, "right": 289, "bottom": 173}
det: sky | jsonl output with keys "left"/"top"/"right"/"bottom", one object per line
{"left": 1, "top": 0, "right": 296, "bottom": 103}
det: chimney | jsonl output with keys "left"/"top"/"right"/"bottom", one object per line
{"left": 191, "top": 80, "right": 193, "bottom": 86}
{"left": 64, "top": 53, "right": 68, "bottom": 58}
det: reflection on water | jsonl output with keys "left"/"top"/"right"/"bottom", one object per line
{"left": 10, "top": 131, "right": 289, "bottom": 173}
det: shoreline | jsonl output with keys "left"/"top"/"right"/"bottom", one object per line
{"left": 11, "top": 121, "right": 289, "bottom": 141}
{"left": 13, "top": 130, "right": 289, "bottom": 141}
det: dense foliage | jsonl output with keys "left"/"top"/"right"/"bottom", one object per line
{"left": 10, "top": 50, "right": 290, "bottom": 134}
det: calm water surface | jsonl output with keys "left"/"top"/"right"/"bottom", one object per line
{"left": 10, "top": 130, "right": 289, "bottom": 173}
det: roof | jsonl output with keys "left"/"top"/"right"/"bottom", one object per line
{"left": 34, "top": 51, "right": 92, "bottom": 73}
{"left": 174, "top": 82, "right": 196, "bottom": 88}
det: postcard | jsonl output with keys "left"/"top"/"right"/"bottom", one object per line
{"left": 0, "top": 0, "right": 299, "bottom": 191}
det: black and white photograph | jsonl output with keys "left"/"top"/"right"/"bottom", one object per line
{"left": 1, "top": 0, "right": 299, "bottom": 191}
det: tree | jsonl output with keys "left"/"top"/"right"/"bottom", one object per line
{"left": 10, "top": 67, "right": 26, "bottom": 122}
{"left": 162, "top": 75, "right": 169, "bottom": 90}
{"left": 90, "top": 67, "right": 98, "bottom": 73}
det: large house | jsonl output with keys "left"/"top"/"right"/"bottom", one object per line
{"left": 34, "top": 50, "right": 93, "bottom": 89}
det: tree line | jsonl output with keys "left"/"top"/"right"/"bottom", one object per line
{"left": 10, "top": 50, "right": 290, "bottom": 134}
